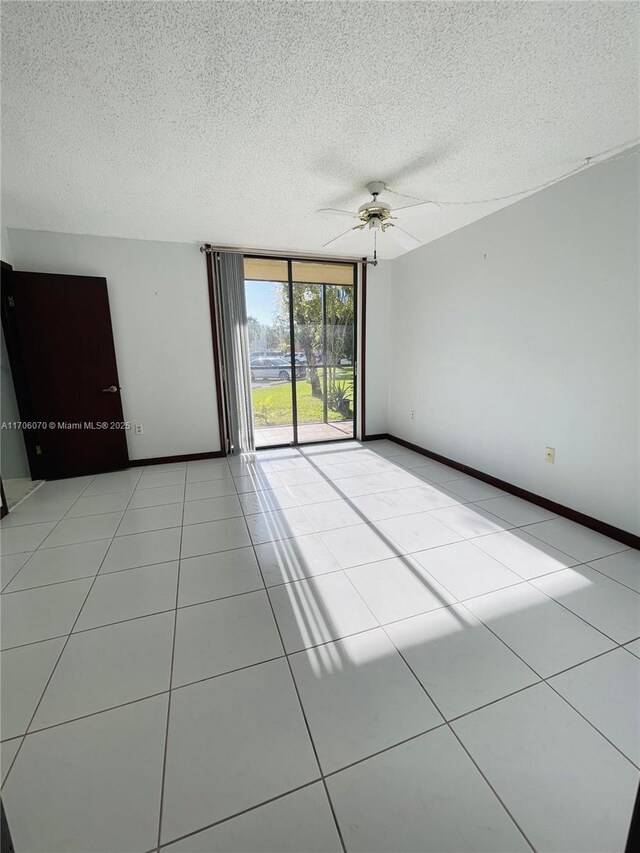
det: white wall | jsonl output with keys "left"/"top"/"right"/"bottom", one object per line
{"left": 7, "top": 230, "right": 221, "bottom": 460}
{"left": 364, "top": 260, "right": 390, "bottom": 435}
{"left": 388, "top": 152, "right": 639, "bottom": 534}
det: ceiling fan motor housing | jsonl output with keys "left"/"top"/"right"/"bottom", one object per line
{"left": 357, "top": 199, "right": 393, "bottom": 225}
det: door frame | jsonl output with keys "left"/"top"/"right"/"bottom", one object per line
{"left": 1, "top": 260, "right": 43, "bottom": 479}
{"left": 1, "top": 263, "right": 131, "bottom": 479}
{"left": 214, "top": 252, "right": 363, "bottom": 450}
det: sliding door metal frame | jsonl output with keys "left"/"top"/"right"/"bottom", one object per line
{"left": 286, "top": 259, "right": 299, "bottom": 446}
{"left": 239, "top": 252, "right": 361, "bottom": 450}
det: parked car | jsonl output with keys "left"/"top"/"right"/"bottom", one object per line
{"left": 251, "top": 350, "right": 285, "bottom": 360}
{"left": 250, "top": 357, "right": 293, "bottom": 382}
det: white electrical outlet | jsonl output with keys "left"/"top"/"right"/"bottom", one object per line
{"left": 411, "top": 410, "right": 415, "bottom": 420}
{"left": 545, "top": 446, "right": 555, "bottom": 464}
{"left": 135, "top": 424, "right": 144, "bottom": 435}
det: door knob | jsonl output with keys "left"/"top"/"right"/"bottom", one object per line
{"left": 102, "top": 385, "right": 119, "bottom": 393}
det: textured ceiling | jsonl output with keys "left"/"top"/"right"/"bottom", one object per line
{"left": 2, "top": 1, "right": 638, "bottom": 259}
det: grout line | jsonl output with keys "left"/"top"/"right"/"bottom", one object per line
{"left": 377, "top": 613, "right": 538, "bottom": 852}
{"left": 3, "top": 443, "right": 638, "bottom": 845}
{"left": 156, "top": 779, "right": 323, "bottom": 851}
{"left": 240, "top": 511, "right": 348, "bottom": 853}
{"left": 155, "top": 466, "right": 188, "bottom": 849}
{"left": 0, "top": 466, "right": 146, "bottom": 788}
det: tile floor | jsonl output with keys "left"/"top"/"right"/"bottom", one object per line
{"left": 1, "top": 439, "right": 638, "bottom": 852}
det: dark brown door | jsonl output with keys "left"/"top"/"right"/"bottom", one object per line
{"left": 3, "top": 272, "right": 129, "bottom": 479}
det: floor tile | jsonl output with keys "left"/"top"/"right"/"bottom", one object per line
{"left": 116, "top": 503, "right": 183, "bottom": 535}
{"left": 277, "top": 468, "right": 325, "bottom": 488}
{"left": 411, "top": 540, "right": 522, "bottom": 601}
{"left": 453, "top": 684, "right": 638, "bottom": 853}
{"left": 167, "top": 783, "right": 342, "bottom": 853}
{"left": 464, "top": 583, "right": 616, "bottom": 677}
{"left": 286, "top": 480, "right": 342, "bottom": 506}
{"left": 178, "top": 547, "right": 264, "bottom": 606}
{"left": 1, "top": 579, "right": 92, "bottom": 649}
{"left": 388, "top": 449, "right": 435, "bottom": 469}
{"left": 145, "top": 461, "right": 187, "bottom": 473}
{"left": 245, "top": 506, "right": 315, "bottom": 545}
{"left": 268, "top": 456, "right": 315, "bottom": 472}
{"left": 172, "top": 590, "right": 283, "bottom": 686}
{"left": 429, "top": 504, "right": 514, "bottom": 539}
{"left": 181, "top": 517, "right": 251, "bottom": 558}
{"left": 268, "top": 571, "right": 378, "bottom": 653}
{"left": 412, "top": 460, "right": 469, "bottom": 484}
{"left": 523, "top": 517, "right": 628, "bottom": 562}
{"left": 1, "top": 738, "right": 20, "bottom": 783}
{"left": 40, "top": 512, "right": 122, "bottom": 548}
{"left": 0, "top": 521, "right": 56, "bottom": 555}
{"left": 28, "top": 476, "right": 93, "bottom": 501}
{"left": 82, "top": 470, "right": 140, "bottom": 496}
{"left": 233, "top": 471, "right": 286, "bottom": 493}
{"left": 346, "top": 556, "right": 456, "bottom": 624}
{"left": 531, "top": 565, "right": 640, "bottom": 644}
{"left": 321, "top": 523, "right": 401, "bottom": 568}
{"left": 444, "top": 478, "right": 507, "bottom": 501}
{"left": 360, "top": 439, "right": 405, "bottom": 456}
{"left": 67, "top": 491, "right": 132, "bottom": 518}
{"left": 386, "top": 604, "right": 539, "bottom": 719}
{"left": 588, "top": 549, "right": 640, "bottom": 592}
{"left": 136, "top": 470, "right": 186, "bottom": 490}
{"left": 101, "top": 527, "right": 181, "bottom": 573}
{"left": 549, "top": 648, "right": 640, "bottom": 765}
{"left": 185, "top": 477, "right": 238, "bottom": 501}
{"left": 304, "top": 498, "right": 364, "bottom": 532}
{"left": 74, "top": 561, "right": 178, "bottom": 630}
{"left": 183, "top": 494, "right": 242, "bottom": 525}
{"left": 0, "top": 552, "right": 33, "bottom": 590}
{"left": 161, "top": 659, "right": 319, "bottom": 842}
{"left": 290, "top": 628, "right": 442, "bottom": 773}
{"left": 1, "top": 638, "right": 65, "bottom": 740}
{"left": 471, "top": 528, "right": 579, "bottom": 579}
{"left": 254, "top": 533, "right": 342, "bottom": 587}
{"left": 337, "top": 470, "right": 419, "bottom": 498}
{"left": 32, "top": 612, "right": 174, "bottom": 729}
{"left": 4, "top": 539, "right": 110, "bottom": 592}
{"left": 375, "top": 512, "right": 462, "bottom": 555}
{"left": 351, "top": 484, "right": 461, "bottom": 522}
{"left": 3, "top": 694, "right": 167, "bottom": 852}
{"left": 321, "top": 459, "right": 394, "bottom": 480}
{"left": 476, "top": 494, "right": 557, "bottom": 526}
{"left": 625, "top": 638, "right": 640, "bottom": 658}
{"left": 1, "top": 498, "right": 75, "bottom": 527}
{"left": 327, "top": 726, "right": 529, "bottom": 853}
{"left": 128, "top": 484, "right": 185, "bottom": 509}
{"left": 186, "top": 462, "right": 234, "bottom": 483}
{"left": 238, "top": 487, "right": 298, "bottom": 515}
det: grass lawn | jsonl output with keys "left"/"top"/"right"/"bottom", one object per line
{"left": 252, "top": 378, "right": 352, "bottom": 427}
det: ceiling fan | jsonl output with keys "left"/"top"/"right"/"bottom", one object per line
{"left": 317, "top": 180, "right": 437, "bottom": 256}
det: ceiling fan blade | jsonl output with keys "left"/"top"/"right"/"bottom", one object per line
{"left": 316, "top": 208, "right": 358, "bottom": 218}
{"left": 322, "top": 226, "right": 360, "bottom": 249}
{"left": 382, "top": 143, "right": 452, "bottom": 186}
{"left": 384, "top": 224, "right": 421, "bottom": 251}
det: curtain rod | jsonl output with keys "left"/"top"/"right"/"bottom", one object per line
{"left": 199, "top": 244, "right": 368, "bottom": 264}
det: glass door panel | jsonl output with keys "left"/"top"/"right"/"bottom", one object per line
{"left": 292, "top": 262, "right": 356, "bottom": 445}
{"left": 243, "top": 258, "right": 356, "bottom": 449}
{"left": 243, "top": 260, "right": 295, "bottom": 448}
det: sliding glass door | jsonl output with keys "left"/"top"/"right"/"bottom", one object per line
{"left": 244, "top": 257, "right": 357, "bottom": 448}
